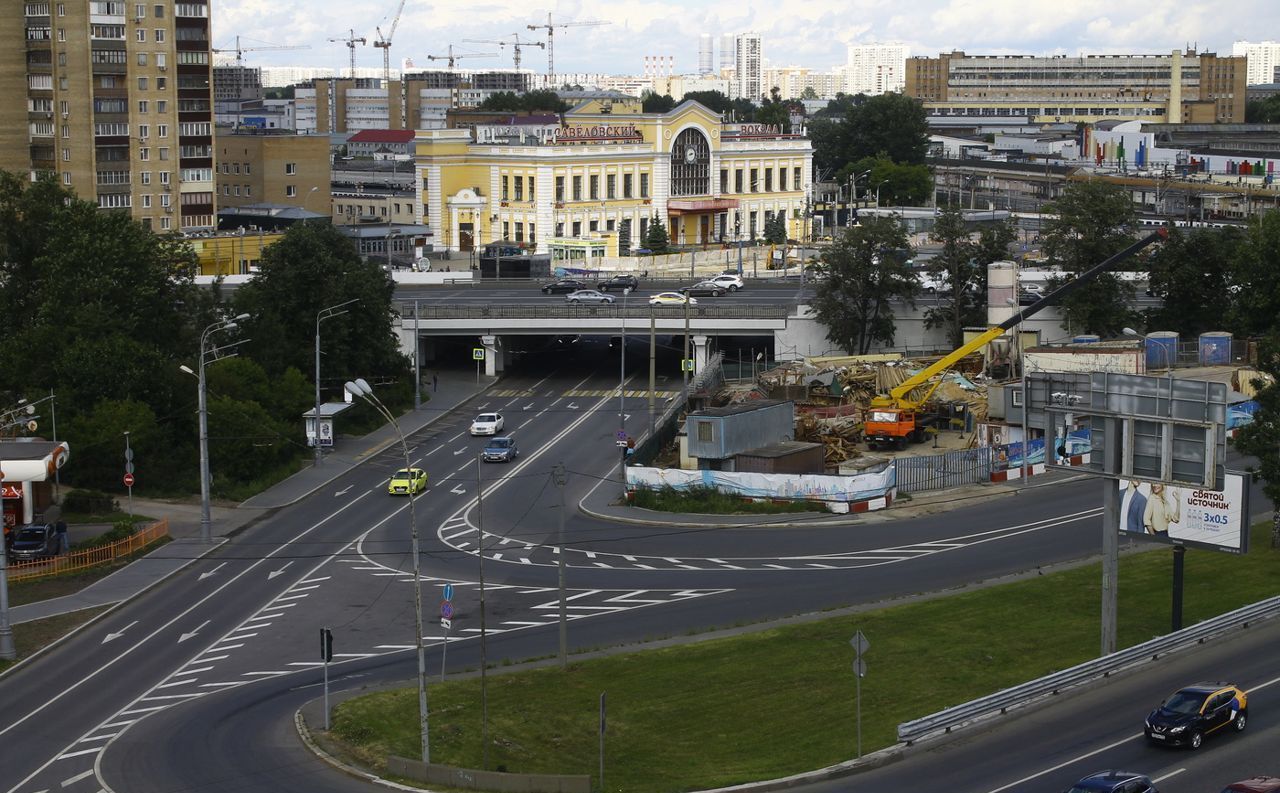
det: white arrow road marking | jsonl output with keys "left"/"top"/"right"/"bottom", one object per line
{"left": 625, "top": 413, "right": 631, "bottom": 421}
{"left": 451, "top": 484, "right": 466, "bottom": 495}
{"left": 198, "top": 562, "right": 226, "bottom": 581}
{"left": 334, "top": 485, "right": 353, "bottom": 496}
{"left": 453, "top": 447, "right": 467, "bottom": 455}
{"left": 523, "top": 403, "right": 534, "bottom": 410}
{"left": 268, "top": 561, "right": 293, "bottom": 580}
{"left": 178, "top": 619, "right": 210, "bottom": 643}
{"left": 567, "top": 402, "right": 579, "bottom": 410}
{"left": 102, "top": 621, "right": 138, "bottom": 644}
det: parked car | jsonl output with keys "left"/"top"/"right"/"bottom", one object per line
{"left": 1221, "top": 777, "right": 1280, "bottom": 793}
{"left": 1145, "top": 682, "right": 1248, "bottom": 749}
{"left": 709, "top": 273, "right": 744, "bottom": 291}
{"left": 540, "top": 278, "right": 587, "bottom": 294}
{"left": 649, "top": 292, "right": 697, "bottom": 307}
{"left": 469, "top": 412, "right": 504, "bottom": 436}
{"left": 596, "top": 274, "right": 639, "bottom": 292}
{"left": 387, "top": 468, "right": 428, "bottom": 496}
{"left": 482, "top": 436, "right": 518, "bottom": 463}
{"left": 565, "top": 289, "right": 615, "bottom": 305}
{"left": 1063, "top": 770, "right": 1159, "bottom": 793}
{"left": 680, "top": 281, "right": 727, "bottom": 297}
{"left": 9, "top": 522, "right": 61, "bottom": 561}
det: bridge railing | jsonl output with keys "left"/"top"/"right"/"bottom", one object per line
{"left": 399, "top": 304, "right": 791, "bottom": 320}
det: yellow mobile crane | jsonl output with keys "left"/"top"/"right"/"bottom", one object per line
{"left": 863, "top": 228, "right": 1168, "bottom": 449}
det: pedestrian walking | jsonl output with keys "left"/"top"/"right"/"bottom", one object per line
{"left": 432, "top": 373, "right": 438, "bottom": 392}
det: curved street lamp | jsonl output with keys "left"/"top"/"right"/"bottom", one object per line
{"left": 343, "top": 378, "right": 430, "bottom": 764}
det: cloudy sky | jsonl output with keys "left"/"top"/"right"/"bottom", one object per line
{"left": 212, "top": 0, "right": 1274, "bottom": 76}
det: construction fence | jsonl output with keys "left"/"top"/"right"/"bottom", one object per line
{"left": 8, "top": 519, "right": 170, "bottom": 583}
{"left": 894, "top": 447, "right": 995, "bottom": 494}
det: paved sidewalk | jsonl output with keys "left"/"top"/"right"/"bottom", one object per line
{"left": 10, "top": 370, "right": 494, "bottom": 625}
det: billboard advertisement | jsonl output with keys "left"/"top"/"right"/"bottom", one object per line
{"left": 1118, "top": 473, "right": 1249, "bottom": 554}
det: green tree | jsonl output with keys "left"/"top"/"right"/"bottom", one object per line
{"left": 520, "top": 90, "right": 569, "bottom": 112}
{"left": 812, "top": 216, "right": 917, "bottom": 354}
{"left": 63, "top": 399, "right": 173, "bottom": 492}
{"left": 923, "top": 205, "right": 982, "bottom": 348}
{"left": 232, "top": 223, "right": 409, "bottom": 395}
{"left": 682, "top": 90, "right": 733, "bottom": 115}
{"left": 1040, "top": 181, "right": 1140, "bottom": 336}
{"left": 801, "top": 86, "right": 819, "bottom": 100}
{"left": 641, "top": 92, "right": 677, "bottom": 113}
{"left": 1233, "top": 333, "right": 1280, "bottom": 547}
{"left": 763, "top": 213, "right": 788, "bottom": 245}
{"left": 1227, "top": 212, "right": 1280, "bottom": 338}
{"left": 975, "top": 219, "right": 1017, "bottom": 269}
{"left": 478, "top": 91, "right": 523, "bottom": 111}
{"left": 643, "top": 217, "right": 670, "bottom": 253}
{"left": 1143, "top": 226, "right": 1244, "bottom": 336}
{"left": 1246, "top": 95, "right": 1280, "bottom": 123}
{"left": 756, "top": 86, "right": 792, "bottom": 132}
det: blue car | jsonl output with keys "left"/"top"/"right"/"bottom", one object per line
{"left": 483, "top": 436, "right": 518, "bottom": 463}
{"left": 1064, "top": 771, "right": 1159, "bottom": 793}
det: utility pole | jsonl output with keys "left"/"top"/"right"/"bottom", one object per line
{"left": 475, "top": 455, "right": 490, "bottom": 769}
{"left": 553, "top": 464, "right": 568, "bottom": 669}
{"left": 648, "top": 309, "right": 656, "bottom": 434}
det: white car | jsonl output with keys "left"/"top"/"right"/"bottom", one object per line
{"left": 469, "top": 412, "right": 504, "bottom": 436}
{"left": 649, "top": 292, "right": 698, "bottom": 306}
{"left": 710, "top": 274, "right": 744, "bottom": 291}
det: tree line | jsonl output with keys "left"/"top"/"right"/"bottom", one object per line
{"left": 0, "top": 171, "right": 411, "bottom": 501}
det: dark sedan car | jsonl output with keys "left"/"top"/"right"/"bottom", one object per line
{"left": 9, "top": 522, "right": 61, "bottom": 561}
{"left": 596, "top": 274, "right": 639, "bottom": 292}
{"left": 1064, "top": 770, "right": 1158, "bottom": 793}
{"left": 540, "top": 278, "right": 587, "bottom": 294}
{"left": 680, "top": 280, "right": 728, "bottom": 297}
{"left": 1145, "top": 682, "right": 1248, "bottom": 749}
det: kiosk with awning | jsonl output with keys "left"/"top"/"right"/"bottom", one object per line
{"left": 0, "top": 440, "right": 70, "bottom": 531}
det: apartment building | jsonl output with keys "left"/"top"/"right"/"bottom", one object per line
{"left": 3, "top": 0, "right": 216, "bottom": 231}
{"left": 905, "top": 49, "right": 1247, "bottom": 124}
{"left": 214, "top": 127, "right": 329, "bottom": 210}
{"left": 295, "top": 72, "right": 534, "bottom": 133}
{"left": 841, "top": 43, "right": 909, "bottom": 95}
{"left": 733, "top": 33, "right": 763, "bottom": 101}
{"left": 1232, "top": 40, "right": 1280, "bottom": 86}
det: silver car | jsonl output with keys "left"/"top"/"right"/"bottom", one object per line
{"left": 565, "top": 289, "right": 616, "bottom": 305}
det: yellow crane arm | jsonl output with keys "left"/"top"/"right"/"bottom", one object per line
{"left": 871, "top": 228, "right": 1167, "bottom": 409}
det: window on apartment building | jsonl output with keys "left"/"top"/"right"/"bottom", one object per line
{"left": 139, "top": 148, "right": 149, "bottom": 161}
{"left": 529, "top": 223, "right": 535, "bottom": 244}
{"left": 137, "top": 52, "right": 148, "bottom": 66}
{"left": 155, "top": 76, "right": 166, "bottom": 90}
{"left": 153, "top": 3, "right": 163, "bottom": 16}
{"left": 528, "top": 179, "right": 535, "bottom": 202}
{"left": 623, "top": 173, "right": 633, "bottom": 198}
{"left": 245, "top": 186, "right": 251, "bottom": 197}
{"left": 138, "top": 77, "right": 148, "bottom": 90}
{"left": 285, "top": 162, "right": 296, "bottom": 175}
{"left": 140, "top": 171, "right": 150, "bottom": 185}
{"left": 720, "top": 169, "right": 728, "bottom": 194}
{"left": 393, "top": 203, "right": 400, "bottom": 213}
{"left": 61, "top": 148, "right": 70, "bottom": 162}
{"left": 572, "top": 175, "right": 582, "bottom": 201}
{"left": 158, "top": 147, "right": 168, "bottom": 160}
{"left": 233, "top": 186, "right": 240, "bottom": 196}
{"left": 156, "top": 100, "right": 166, "bottom": 112}
{"left": 58, "top": 3, "right": 65, "bottom": 14}
{"left": 154, "top": 29, "right": 164, "bottom": 42}
{"left": 286, "top": 185, "right": 296, "bottom": 197}
{"left": 735, "top": 170, "right": 743, "bottom": 193}
{"left": 159, "top": 171, "right": 169, "bottom": 184}
{"left": 555, "top": 222, "right": 564, "bottom": 236}
{"left": 780, "top": 167, "right": 787, "bottom": 191}
{"left": 514, "top": 222, "right": 523, "bottom": 242}
{"left": 136, "top": 28, "right": 145, "bottom": 42}
{"left": 640, "top": 172, "right": 649, "bottom": 198}
{"left": 138, "top": 100, "right": 148, "bottom": 113}
{"left": 514, "top": 176, "right": 522, "bottom": 201}
{"left": 750, "top": 168, "right": 758, "bottom": 192}
{"left": 765, "top": 169, "right": 773, "bottom": 191}
{"left": 501, "top": 175, "right": 508, "bottom": 201}
{"left": 138, "top": 124, "right": 149, "bottom": 139}
{"left": 62, "top": 172, "right": 71, "bottom": 185}
{"left": 58, "top": 52, "right": 66, "bottom": 66}
{"left": 606, "top": 219, "right": 615, "bottom": 231}
{"left": 502, "top": 221, "right": 509, "bottom": 240}
{"left": 160, "top": 217, "right": 170, "bottom": 230}
{"left": 589, "top": 174, "right": 599, "bottom": 200}
{"left": 571, "top": 221, "right": 581, "bottom": 237}
{"left": 794, "top": 166, "right": 801, "bottom": 189}
{"left": 155, "top": 52, "right": 165, "bottom": 68}
{"left": 589, "top": 220, "right": 598, "bottom": 232}
{"left": 555, "top": 176, "right": 565, "bottom": 202}
{"left": 640, "top": 217, "right": 649, "bottom": 239}
{"left": 606, "top": 174, "right": 616, "bottom": 199}
{"left": 243, "top": 163, "right": 249, "bottom": 174}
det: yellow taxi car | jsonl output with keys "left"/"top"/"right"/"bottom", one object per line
{"left": 1145, "top": 681, "right": 1248, "bottom": 750}
{"left": 388, "top": 467, "right": 428, "bottom": 496}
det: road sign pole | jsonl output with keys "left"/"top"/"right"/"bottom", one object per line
{"left": 1101, "top": 417, "right": 1121, "bottom": 656}
{"left": 850, "top": 630, "right": 869, "bottom": 759}
{"left": 321, "top": 627, "right": 333, "bottom": 730}
{"left": 599, "top": 692, "right": 606, "bottom": 793}
{"left": 554, "top": 465, "right": 568, "bottom": 669}
{"left": 124, "top": 432, "right": 134, "bottom": 525}
{"left": 856, "top": 658, "right": 861, "bottom": 759}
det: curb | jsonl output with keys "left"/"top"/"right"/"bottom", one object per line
{"left": 294, "top": 711, "right": 425, "bottom": 793}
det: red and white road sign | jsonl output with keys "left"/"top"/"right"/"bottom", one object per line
{"left": 123, "top": 473, "right": 135, "bottom": 487}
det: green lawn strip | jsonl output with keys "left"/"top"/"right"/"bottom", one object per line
{"left": 8, "top": 536, "right": 172, "bottom": 606}
{"left": 328, "top": 524, "right": 1278, "bottom": 792}
{"left": 0, "top": 607, "right": 112, "bottom": 674}
{"left": 630, "top": 486, "right": 820, "bottom": 515}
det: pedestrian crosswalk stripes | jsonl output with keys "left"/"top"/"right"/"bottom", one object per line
{"left": 491, "top": 388, "right": 677, "bottom": 398}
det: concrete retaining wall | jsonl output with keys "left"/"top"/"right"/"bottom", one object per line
{"left": 387, "top": 756, "right": 590, "bottom": 793}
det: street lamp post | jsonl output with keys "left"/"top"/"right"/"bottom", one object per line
{"left": 619, "top": 288, "right": 630, "bottom": 498}
{"left": 344, "top": 378, "right": 430, "bottom": 764}
{"left": 314, "top": 299, "right": 359, "bottom": 466}
{"left": 735, "top": 219, "right": 743, "bottom": 276}
{"left": 182, "top": 313, "right": 250, "bottom": 544}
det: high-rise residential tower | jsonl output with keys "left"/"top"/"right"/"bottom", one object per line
{"left": 1232, "top": 40, "right": 1280, "bottom": 85}
{"left": 733, "top": 32, "right": 762, "bottom": 100}
{"left": 3, "top": 0, "right": 217, "bottom": 231}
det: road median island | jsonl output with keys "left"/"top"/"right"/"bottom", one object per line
{"left": 316, "top": 522, "right": 1278, "bottom": 793}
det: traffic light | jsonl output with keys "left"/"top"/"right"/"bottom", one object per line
{"left": 320, "top": 628, "right": 333, "bottom": 662}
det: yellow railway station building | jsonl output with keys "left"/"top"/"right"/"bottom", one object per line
{"left": 412, "top": 99, "right": 814, "bottom": 255}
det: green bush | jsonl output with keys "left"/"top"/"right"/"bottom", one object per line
{"left": 62, "top": 489, "right": 118, "bottom": 516}
{"left": 630, "top": 485, "right": 820, "bottom": 514}
{"left": 77, "top": 519, "right": 137, "bottom": 549}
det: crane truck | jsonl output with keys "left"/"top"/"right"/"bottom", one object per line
{"left": 863, "top": 228, "right": 1168, "bottom": 449}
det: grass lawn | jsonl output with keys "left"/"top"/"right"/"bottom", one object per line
{"left": 328, "top": 522, "right": 1279, "bottom": 793}
{"left": 630, "top": 485, "right": 820, "bottom": 515}
{"left": 0, "top": 607, "right": 111, "bottom": 674}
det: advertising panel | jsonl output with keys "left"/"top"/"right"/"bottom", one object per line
{"left": 626, "top": 463, "right": 896, "bottom": 504}
{"left": 1117, "top": 473, "right": 1249, "bottom": 553}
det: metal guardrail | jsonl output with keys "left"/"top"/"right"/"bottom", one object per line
{"left": 400, "top": 304, "right": 791, "bottom": 320}
{"left": 897, "top": 594, "right": 1280, "bottom": 744}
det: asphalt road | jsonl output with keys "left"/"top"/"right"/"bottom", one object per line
{"left": 0, "top": 351, "right": 1264, "bottom": 793}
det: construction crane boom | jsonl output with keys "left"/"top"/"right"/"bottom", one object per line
{"left": 463, "top": 34, "right": 544, "bottom": 73}
{"left": 525, "top": 13, "right": 609, "bottom": 83}
{"left": 211, "top": 36, "right": 310, "bottom": 126}
{"left": 328, "top": 29, "right": 367, "bottom": 78}
{"left": 424, "top": 45, "right": 496, "bottom": 71}
{"left": 373, "top": 0, "right": 409, "bottom": 84}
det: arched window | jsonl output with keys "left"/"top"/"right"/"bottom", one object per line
{"left": 670, "top": 128, "right": 710, "bottom": 196}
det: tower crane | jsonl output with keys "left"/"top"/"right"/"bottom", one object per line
{"left": 211, "top": 36, "right": 310, "bottom": 126}
{"left": 462, "top": 34, "right": 545, "bottom": 73}
{"left": 424, "top": 45, "right": 496, "bottom": 71}
{"left": 328, "top": 29, "right": 367, "bottom": 78}
{"left": 372, "top": 0, "right": 408, "bottom": 85}
{"left": 525, "top": 13, "right": 609, "bottom": 84}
